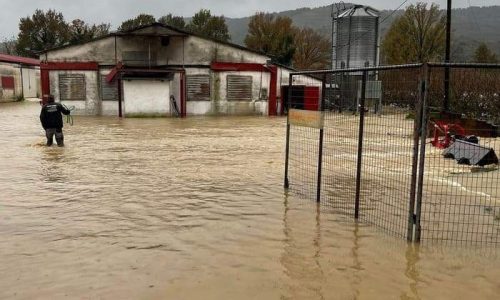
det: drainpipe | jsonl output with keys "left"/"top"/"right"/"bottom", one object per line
{"left": 20, "top": 65, "right": 24, "bottom": 99}
{"left": 180, "top": 71, "right": 186, "bottom": 117}
{"left": 118, "top": 75, "right": 123, "bottom": 118}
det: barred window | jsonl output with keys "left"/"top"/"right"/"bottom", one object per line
{"left": 227, "top": 75, "right": 252, "bottom": 101}
{"left": 100, "top": 75, "right": 119, "bottom": 101}
{"left": 187, "top": 75, "right": 210, "bottom": 101}
{"left": 59, "top": 74, "right": 86, "bottom": 100}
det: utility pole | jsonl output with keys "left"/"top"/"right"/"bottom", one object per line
{"left": 444, "top": 0, "right": 452, "bottom": 111}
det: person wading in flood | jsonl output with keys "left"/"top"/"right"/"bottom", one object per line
{"left": 40, "top": 96, "right": 71, "bottom": 147}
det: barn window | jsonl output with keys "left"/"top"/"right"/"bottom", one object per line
{"left": 59, "top": 74, "right": 86, "bottom": 100}
{"left": 1, "top": 76, "right": 15, "bottom": 89}
{"left": 100, "top": 75, "right": 119, "bottom": 101}
{"left": 227, "top": 75, "right": 253, "bottom": 101}
{"left": 186, "top": 75, "right": 210, "bottom": 101}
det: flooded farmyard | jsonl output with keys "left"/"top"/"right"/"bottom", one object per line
{"left": 1, "top": 101, "right": 500, "bottom": 299}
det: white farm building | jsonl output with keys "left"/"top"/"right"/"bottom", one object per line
{"left": 40, "top": 23, "right": 318, "bottom": 117}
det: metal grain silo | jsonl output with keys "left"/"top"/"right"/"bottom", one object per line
{"left": 332, "top": 5, "right": 380, "bottom": 70}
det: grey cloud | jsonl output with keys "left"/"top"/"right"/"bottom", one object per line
{"left": 1, "top": 0, "right": 498, "bottom": 39}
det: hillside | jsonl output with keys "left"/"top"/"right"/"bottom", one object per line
{"left": 226, "top": 5, "right": 500, "bottom": 61}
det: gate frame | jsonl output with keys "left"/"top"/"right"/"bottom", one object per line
{"left": 285, "top": 63, "right": 424, "bottom": 242}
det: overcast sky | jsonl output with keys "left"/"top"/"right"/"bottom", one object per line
{"left": 1, "top": 0, "right": 498, "bottom": 39}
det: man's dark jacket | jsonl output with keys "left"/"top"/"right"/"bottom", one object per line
{"left": 40, "top": 103, "right": 71, "bottom": 129}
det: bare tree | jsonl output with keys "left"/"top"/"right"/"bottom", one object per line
{"left": 0, "top": 37, "right": 18, "bottom": 55}
{"left": 293, "top": 28, "right": 330, "bottom": 70}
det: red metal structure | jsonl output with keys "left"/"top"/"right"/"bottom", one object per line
{"left": 304, "top": 87, "right": 320, "bottom": 111}
{"left": 0, "top": 53, "right": 40, "bottom": 66}
{"left": 431, "top": 121, "right": 466, "bottom": 149}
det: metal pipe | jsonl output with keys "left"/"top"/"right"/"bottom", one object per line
{"left": 354, "top": 70, "right": 367, "bottom": 219}
{"left": 346, "top": 16, "right": 352, "bottom": 69}
{"left": 284, "top": 75, "right": 292, "bottom": 189}
{"left": 20, "top": 66, "right": 24, "bottom": 99}
{"left": 429, "top": 62, "right": 500, "bottom": 68}
{"left": 290, "top": 63, "right": 423, "bottom": 76}
{"left": 407, "top": 71, "right": 426, "bottom": 241}
{"left": 414, "top": 66, "right": 430, "bottom": 242}
{"left": 332, "top": 5, "right": 338, "bottom": 70}
{"left": 316, "top": 74, "right": 327, "bottom": 202}
{"left": 444, "top": 0, "right": 452, "bottom": 111}
{"left": 117, "top": 76, "right": 123, "bottom": 118}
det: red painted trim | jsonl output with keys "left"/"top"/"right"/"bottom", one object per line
{"left": 41, "top": 61, "right": 99, "bottom": 71}
{"left": 40, "top": 69, "right": 50, "bottom": 104}
{"left": 106, "top": 62, "right": 123, "bottom": 83}
{"left": 0, "top": 53, "right": 39, "bottom": 66}
{"left": 268, "top": 65, "right": 278, "bottom": 116}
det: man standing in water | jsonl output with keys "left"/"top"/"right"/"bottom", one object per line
{"left": 40, "top": 96, "right": 71, "bottom": 147}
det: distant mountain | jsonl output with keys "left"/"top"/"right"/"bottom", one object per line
{"left": 225, "top": 5, "right": 500, "bottom": 61}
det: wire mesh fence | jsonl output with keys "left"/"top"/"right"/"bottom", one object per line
{"left": 418, "top": 64, "right": 500, "bottom": 244}
{"left": 285, "top": 63, "right": 500, "bottom": 245}
{"left": 284, "top": 75, "right": 324, "bottom": 201}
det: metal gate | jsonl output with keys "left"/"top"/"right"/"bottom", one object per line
{"left": 284, "top": 63, "right": 500, "bottom": 244}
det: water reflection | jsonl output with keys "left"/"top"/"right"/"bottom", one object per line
{"left": 1, "top": 102, "right": 500, "bottom": 299}
{"left": 39, "top": 149, "right": 66, "bottom": 183}
{"left": 281, "top": 194, "right": 368, "bottom": 300}
{"left": 402, "top": 244, "right": 421, "bottom": 300}
{"left": 351, "top": 222, "right": 361, "bottom": 299}
{"left": 281, "top": 194, "right": 326, "bottom": 299}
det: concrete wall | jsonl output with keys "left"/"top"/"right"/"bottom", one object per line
{"left": 21, "top": 67, "right": 40, "bottom": 98}
{"left": 50, "top": 70, "right": 99, "bottom": 115}
{"left": 123, "top": 79, "right": 170, "bottom": 117}
{"left": 43, "top": 32, "right": 268, "bottom": 67}
{"left": 0, "top": 62, "right": 22, "bottom": 102}
{"left": 44, "top": 38, "right": 116, "bottom": 64}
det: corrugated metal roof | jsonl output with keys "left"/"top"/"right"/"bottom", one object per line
{"left": 337, "top": 5, "right": 379, "bottom": 18}
{"left": 0, "top": 53, "right": 40, "bottom": 66}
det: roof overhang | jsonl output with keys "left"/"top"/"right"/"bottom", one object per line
{"left": 0, "top": 53, "right": 40, "bottom": 66}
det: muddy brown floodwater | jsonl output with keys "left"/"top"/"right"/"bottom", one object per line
{"left": 1, "top": 102, "right": 500, "bottom": 299}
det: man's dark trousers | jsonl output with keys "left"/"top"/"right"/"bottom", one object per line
{"left": 45, "top": 128, "right": 64, "bottom": 147}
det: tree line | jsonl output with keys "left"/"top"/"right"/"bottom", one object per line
{"left": 0, "top": 3, "right": 497, "bottom": 69}
{"left": 0, "top": 8, "right": 330, "bottom": 69}
{"left": 381, "top": 3, "right": 497, "bottom": 64}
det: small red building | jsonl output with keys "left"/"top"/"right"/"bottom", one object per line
{"left": 0, "top": 53, "right": 41, "bottom": 102}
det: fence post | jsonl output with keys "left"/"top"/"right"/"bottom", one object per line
{"left": 316, "top": 74, "right": 327, "bottom": 203}
{"left": 414, "top": 65, "right": 430, "bottom": 242}
{"left": 407, "top": 67, "right": 425, "bottom": 242}
{"left": 354, "top": 71, "right": 367, "bottom": 219}
{"left": 284, "top": 74, "right": 293, "bottom": 189}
